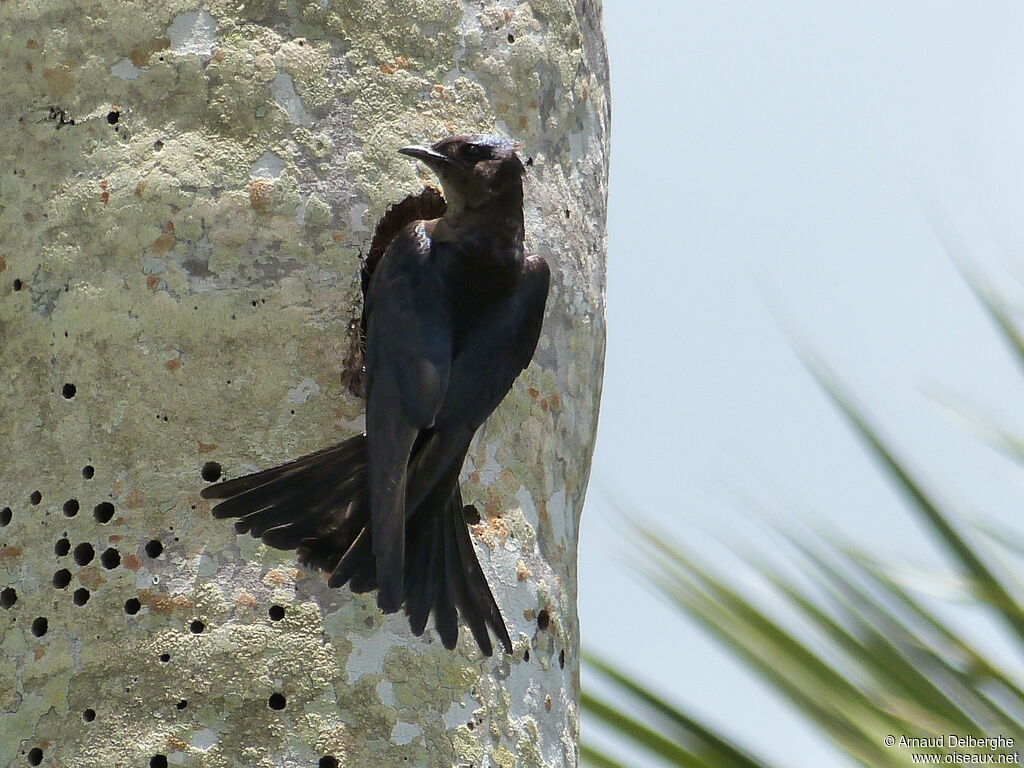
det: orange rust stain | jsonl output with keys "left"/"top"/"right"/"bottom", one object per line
{"left": 25, "top": 62, "right": 33, "bottom": 73}
{"left": 123, "top": 488, "right": 144, "bottom": 509}
{"left": 235, "top": 591, "right": 257, "bottom": 607}
{"left": 248, "top": 179, "right": 274, "bottom": 214}
{"left": 108, "top": 535, "right": 123, "bottom": 543}
{"left": 129, "top": 38, "right": 169, "bottom": 67}
{"left": 152, "top": 232, "right": 175, "bottom": 255}
{"left": 548, "top": 392, "right": 561, "bottom": 410}
{"left": 24, "top": 212, "right": 35, "bottom": 222}
{"left": 528, "top": 100, "right": 538, "bottom": 109}
{"left": 134, "top": 181, "right": 147, "bottom": 197}
{"left": 197, "top": 441, "right": 218, "bottom": 454}
{"left": 0, "top": 546, "right": 23, "bottom": 565}
{"left": 395, "top": 55, "right": 409, "bottom": 69}
{"left": 264, "top": 569, "right": 292, "bottom": 586}
{"left": 26, "top": 39, "right": 38, "bottom": 49}
{"left": 516, "top": 561, "right": 530, "bottom": 582}
{"left": 34, "top": 647, "right": 45, "bottom": 661}
{"left": 331, "top": 230, "right": 345, "bottom": 242}
{"left": 42, "top": 64, "right": 75, "bottom": 98}
{"left": 146, "top": 274, "right": 159, "bottom": 290}
{"left": 518, "top": 116, "right": 529, "bottom": 131}
{"left": 123, "top": 554, "right": 141, "bottom": 571}
{"left": 537, "top": 501, "right": 548, "bottom": 522}
{"left": 0, "top": 257, "right": 6, "bottom": 273}
{"left": 142, "top": 591, "right": 189, "bottom": 616}
{"left": 545, "top": 695, "right": 553, "bottom": 711}
{"left": 79, "top": 568, "right": 103, "bottom": 589}
{"left": 165, "top": 359, "right": 181, "bottom": 372}
{"left": 469, "top": 471, "right": 481, "bottom": 484}
{"left": 527, "top": 387, "right": 540, "bottom": 399}
{"left": 540, "top": 400, "right": 549, "bottom": 412}
{"left": 484, "top": 487, "right": 503, "bottom": 518}
{"left": 379, "top": 63, "right": 395, "bottom": 74}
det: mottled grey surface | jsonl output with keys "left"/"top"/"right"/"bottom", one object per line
{"left": 0, "top": 0, "right": 608, "bottom": 766}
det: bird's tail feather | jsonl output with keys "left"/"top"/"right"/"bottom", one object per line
{"left": 403, "top": 476, "right": 513, "bottom": 655}
{"left": 202, "top": 433, "right": 512, "bottom": 655}
{"left": 201, "top": 435, "right": 369, "bottom": 572}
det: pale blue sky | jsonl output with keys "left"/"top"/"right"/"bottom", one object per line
{"left": 579, "top": 2, "right": 1024, "bottom": 765}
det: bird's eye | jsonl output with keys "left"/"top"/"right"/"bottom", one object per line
{"left": 460, "top": 144, "right": 490, "bottom": 163}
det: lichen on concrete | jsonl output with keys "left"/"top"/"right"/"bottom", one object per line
{"left": 0, "top": 0, "right": 608, "bottom": 765}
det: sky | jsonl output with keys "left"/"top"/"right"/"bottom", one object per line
{"left": 578, "top": 2, "right": 1024, "bottom": 766}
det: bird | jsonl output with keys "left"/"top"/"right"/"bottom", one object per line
{"left": 201, "top": 134, "right": 550, "bottom": 656}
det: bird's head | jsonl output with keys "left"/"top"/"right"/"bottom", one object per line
{"left": 399, "top": 134, "right": 525, "bottom": 218}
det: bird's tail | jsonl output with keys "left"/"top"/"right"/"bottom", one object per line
{"left": 402, "top": 471, "right": 513, "bottom": 656}
{"left": 200, "top": 436, "right": 371, "bottom": 574}
{"left": 200, "top": 435, "right": 512, "bottom": 655}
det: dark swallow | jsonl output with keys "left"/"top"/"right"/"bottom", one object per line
{"left": 201, "top": 134, "right": 549, "bottom": 656}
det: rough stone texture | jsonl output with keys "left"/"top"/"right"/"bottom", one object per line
{"left": 0, "top": 0, "right": 608, "bottom": 766}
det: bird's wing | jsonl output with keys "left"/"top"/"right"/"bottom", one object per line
{"left": 437, "top": 254, "right": 550, "bottom": 430}
{"left": 363, "top": 221, "right": 453, "bottom": 612}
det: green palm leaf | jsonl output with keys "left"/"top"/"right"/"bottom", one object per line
{"left": 582, "top": 269, "right": 1024, "bottom": 767}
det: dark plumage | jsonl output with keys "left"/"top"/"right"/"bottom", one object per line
{"left": 201, "top": 134, "right": 549, "bottom": 656}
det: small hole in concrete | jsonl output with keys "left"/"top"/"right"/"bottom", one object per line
{"left": 13, "top": 278, "right": 23, "bottom": 291}
{"left": 269, "top": 604, "right": 285, "bottom": 621}
{"left": 106, "top": 110, "right": 120, "bottom": 125}
{"left": 124, "top": 598, "right": 141, "bottom": 615}
{"left": 268, "top": 692, "right": 286, "bottom": 710}
{"left": 83, "top": 708, "right": 96, "bottom": 722}
{"left": 55, "top": 538, "right": 70, "bottom": 556}
{"left": 62, "top": 382, "right": 76, "bottom": 399}
{"left": 524, "top": 648, "right": 530, "bottom": 662}
{"left": 537, "top": 609, "right": 550, "bottom": 631}
{"left": 0, "top": 587, "right": 16, "bottom": 608}
{"left": 319, "top": 757, "right": 339, "bottom": 768}
{"left": 73, "top": 587, "right": 90, "bottom": 605}
{"left": 62, "top": 498, "right": 79, "bottom": 517}
{"left": 154, "top": 139, "right": 164, "bottom": 151}
{"left": 82, "top": 465, "right": 95, "bottom": 479}
{"left": 176, "top": 699, "right": 188, "bottom": 710}
{"left": 201, "top": 461, "right": 222, "bottom": 482}
{"left": 93, "top": 502, "right": 115, "bottom": 523}
{"left": 190, "top": 619, "right": 205, "bottom": 634}
{"left": 53, "top": 569, "right": 71, "bottom": 588}
{"left": 31, "top": 617, "right": 48, "bottom": 636}
{"left": 150, "top": 755, "right": 167, "bottom": 768}
{"left": 100, "top": 548, "right": 120, "bottom": 569}
{"left": 29, "top": 490, "right": 41, "bottom": 505}
{"left": 145, "top": 539, "right": 163, "bottom": 558}
{"left": 507, "top": 33, "right": 515, "bottom": 42}
{"left": 559, "top": 648, "right": 566, "bottom": 669}
{"left": 159, "top": 653, "right": 170, "bottom": 663}
{"left": 463, "top": 504, "right": 481, "bottom": 525}
{"left": 27, "top": 747, "right": 42, "bottom": 765}
{"left": 73, "top": 542, "right": 95, "bottom": 565}
{"left": 0, "top": 507, "right": 10, "bottom": 526}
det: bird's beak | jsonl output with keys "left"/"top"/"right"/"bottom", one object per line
{"left": 398, "top": 145, "right": 451, "bottom": 167}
